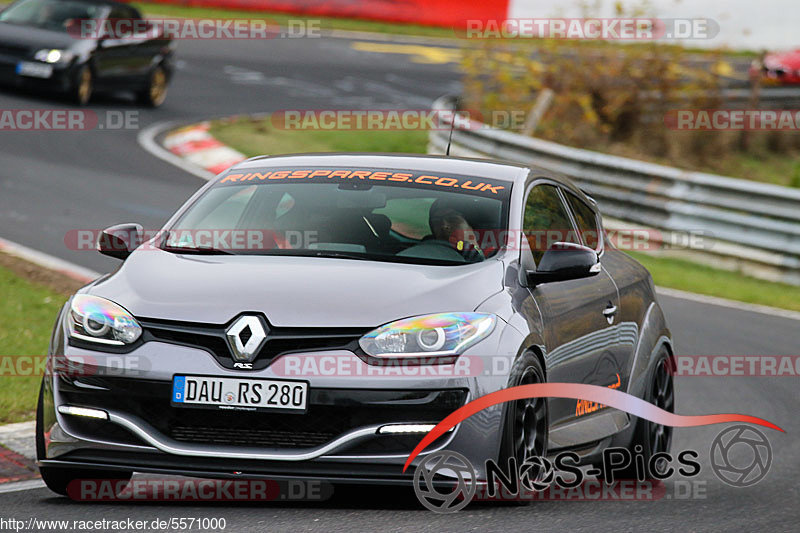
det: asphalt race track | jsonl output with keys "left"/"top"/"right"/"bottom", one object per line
{"left": 1, "top": 34, "right": 798, "bottom": 532}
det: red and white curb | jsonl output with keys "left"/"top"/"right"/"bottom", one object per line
{"left": 0, "top": 422, "right": 40, "bottom": 493}
{"left": 162, "top": 122, "right": 246, "bottom": 177}
{"left": 0, "top": 422, "right": 35, "bottom": 461}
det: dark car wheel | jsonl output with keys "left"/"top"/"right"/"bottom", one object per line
{"left": 137, "top": 65, "right": 168, "bottom": 107}
{"left": 616, "top": 349, "right": 675, "bottom": 480}
{"left": 71, "top": 65, "right": 93, "bottom": 106}
{"left": 500, "top": 352, "right": 549, "bottom": 467}
{"left": 36, "top": 381, "right": 132, "bottom": 497}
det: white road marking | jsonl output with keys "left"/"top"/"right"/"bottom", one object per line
{"left": 326, "top": 28, "right": 461, "bottom": 46}
{"left": 0, "top": 422, "right": 35, "bottom": 436}
{"left": 0, "top": 479, "right": 45, "bottom": 494}
{"left": 0, "top": 237, "right": 100, "bottom": 283}
{"left": 137, "top": 120, "right": 216, "bottom": 181}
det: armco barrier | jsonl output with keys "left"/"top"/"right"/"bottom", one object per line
{"left": 136, "top": 0, "right": 509, "bottom": 29}
{"left": 429, "top": 96, "right": 800, "bottom": 286}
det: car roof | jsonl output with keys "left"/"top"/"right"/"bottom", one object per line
{"left": 230, "top": 152, "right": 578, "bottom": 190}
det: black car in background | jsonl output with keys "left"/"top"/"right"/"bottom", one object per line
{"left": 0, "top": 0, "right": 173, "bottom": 105}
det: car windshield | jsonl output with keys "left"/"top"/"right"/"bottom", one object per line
{"left": 0, "top": 0, "right": 103, "bottom": 32}
{"left": 163, "top": 167, "right": 511, "bottom": 265}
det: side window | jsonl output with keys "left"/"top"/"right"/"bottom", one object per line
{"left": 523, "top": 184, "right": 580, "bottom": 263}
{"left": 107, "top": 7, "right": 133, "bottom": 36}
{"left": 565, "top": 193, "right": 601, "bottom": 251}
{"left": 126, "top": 7, "right": 142, "bottom": 20}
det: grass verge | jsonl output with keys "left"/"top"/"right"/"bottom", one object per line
{"left": 628, "top": 252, "right": 800, "bottom": 312}
{"left": 133, "top": 2, "right": 455, "bottom": 38}
{"left": 0, "top": 254, "right": 79, "bottom": 425}
{"left": 208, "top": 115, "right": 429, "bottom": 156}
{"left": 607, "top": 142, "right": 800, "bottom": 188}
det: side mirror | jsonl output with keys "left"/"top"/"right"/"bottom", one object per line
{"left": 526, "top": 242, "right": 600, "bottom": 286}
{"left": 97, "top": 223, "right": 142, "bottom": 260}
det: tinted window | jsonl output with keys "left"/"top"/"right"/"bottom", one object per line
{"left": 566, "top": 193, "right": 600, "bottom": 250}
{"left": 165, "top": 168, "right": 510, "bottom": 265}
{"left": 171, "top": 185, "right": 257, "bottom": 232}
{"left": 109, "top": 5, "right": 139, "bottom": 20}
{"left": 107, "top": 5, "right": 139, "bottom": 36}
{"left": 523, "top": 184, "right": 580, "bottom": 263}
{"left": 373, "top": 197, "right": 435, "bottom": 239}
{"left": 0, "top": 0, "right": 105, "bottom": 31}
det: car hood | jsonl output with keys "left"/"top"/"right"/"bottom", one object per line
{"left": 87, "top": 249, "right": 505, "bottom": 327}
{"left": 0, "top": 21, "right": 79, "bottom": 50}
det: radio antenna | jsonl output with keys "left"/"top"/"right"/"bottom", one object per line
{"left": 445, "top": 97, "right": 459, "bottom": 156}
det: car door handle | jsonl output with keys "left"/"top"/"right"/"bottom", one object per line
{"left": 602, "top": 304, "right": 617, "bottom": 324}
{"left": 602, "top": 305, "right": 617, "bottom": 316}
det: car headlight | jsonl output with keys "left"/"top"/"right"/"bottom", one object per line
{"left": 359, "top": 312, "right": 496, "bottom": 358}
{"left": 67, "top": 294, "right": 142, "bottom": 346}
{"left": 34, "top": 49, "right": 74, "bottom": 64}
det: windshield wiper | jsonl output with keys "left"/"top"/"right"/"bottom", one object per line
{"left": 162, "top": 244, "right": 236, "bottom": 255}
{"left": 306, "top": 251, "right": 369, "bottom": 261}
{"left": 160, "top": 230, "right": 237, "bottom": 255}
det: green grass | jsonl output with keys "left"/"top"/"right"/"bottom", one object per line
{"left": 636, "top": 149, "right": 800, "bottom": 188}
{"left": 0, "top": 267, "right": 67, "bottom": 424}
{"left": 133, "top": 2, "right": 456, "bottom": 38}
{"left": 209, "top": 115, "right": 430, "bottom": 157}
{"left": 702, "top": 152, "right": 800, "bottom": 188}
{"left": 627, "top": 251, "right": 800, "bottom": 312}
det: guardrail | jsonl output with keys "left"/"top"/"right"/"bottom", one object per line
{"left": 428, "top": 95, "right": 800, "bottom": 286}
{"left": 716, "top": 87, "right": 800, "bottom": 108}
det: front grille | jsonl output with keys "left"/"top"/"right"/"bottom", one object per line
{"left": 138, "top": 316, "right": 370, "bottom": 370}
{"left": 161, "top": 402, "right": 349, "bottom": 448}
{"left": 0, "top": 43, "right": 28, "bottom": 58}
{"left": 58, "top": 377, "right": 467, "bottom": 450}
{"left": 171, "top": 425, "right": 335, "bottom": 448}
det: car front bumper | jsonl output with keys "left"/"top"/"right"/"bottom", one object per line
{"left": 40, "top": 313, "right": 521, "bottom": 484}
{"left": 0, "top": 59, "right": 75, "bottom": 92}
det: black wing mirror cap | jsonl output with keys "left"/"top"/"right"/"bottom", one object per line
{"left": 526, "top": 242, "right": 600, "bottom": 286}
{"left": 97, "top": 223, "right": 143, "bottom": 260}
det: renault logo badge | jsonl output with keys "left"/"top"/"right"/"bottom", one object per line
{"left": 225, "top": 315, "right": 268, "bottom": 363}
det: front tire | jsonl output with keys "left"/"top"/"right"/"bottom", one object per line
{"left": 617, "top": 349, "right": 675, "bottom": 479}
{"left": 71, "top": 65, "right": 92, "bottom": 106}
{"left": 137, "top": 64, "right": 168, "bottom": 107}
{"left": 500, "top": 352, "right": 549, "bottom": 466}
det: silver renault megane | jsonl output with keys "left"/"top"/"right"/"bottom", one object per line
{"left": 37, "top": 153, "right": 674, "bottom": 495}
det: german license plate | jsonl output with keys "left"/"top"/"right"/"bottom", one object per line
{"left": 172, "top": 375, "right": 307, "bottom": 412}
{"left": 16, "top": 61, "right": 53, "bottom": 78}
